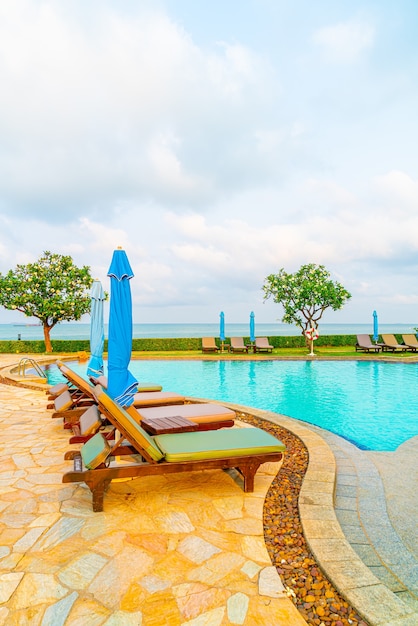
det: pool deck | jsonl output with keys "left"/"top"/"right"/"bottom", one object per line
{"left": 1, "top": 354, "right": 418, "bottom": 625}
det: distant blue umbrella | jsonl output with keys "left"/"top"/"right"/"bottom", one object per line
{"left": 219, "top": 311, "right": 225, "bottom": 341}
{"left": 107, "top": 248, "right": 138, "bottom": 407}
{"left": 250, "top": 311, "right": 255, "bottom": 343}
{"left": 86, "top": 280, "right": 105, "bottom": 378}
{"left": 373, "top": 310, "right": 379, "bottom": 343}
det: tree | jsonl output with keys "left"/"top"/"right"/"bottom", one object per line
{"left": 262, "top": 263, "right": 351, "bottom": 346}
{"left": 0, "top": 251, "right": 93, "bottom": 353}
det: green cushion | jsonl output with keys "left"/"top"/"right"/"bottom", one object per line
{"left": 137, "top": 383, "right": 163, "bottom": 392}
{"left": 154, "top": 427, "right": 286, "bottom": 462}
{"left": 81, "top": 433, "right": 111, "bottom": 469}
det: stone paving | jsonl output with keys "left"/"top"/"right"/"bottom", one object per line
{"left": 0, "top": 365, "right": 306, "bottom": 626}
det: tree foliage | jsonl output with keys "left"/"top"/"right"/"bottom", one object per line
{"left": 0, "top": 251, "right": 93, "bottom": 352}
{"left": 262, "top": 263, "right": 351, "bottom": 338}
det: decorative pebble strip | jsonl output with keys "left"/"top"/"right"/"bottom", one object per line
{"left": 238, "top": 412, "right": 369, "bottom": 626}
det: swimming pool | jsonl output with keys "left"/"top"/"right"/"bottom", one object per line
{"left": 48, "top": 360, "right": 418, "bottom": 452}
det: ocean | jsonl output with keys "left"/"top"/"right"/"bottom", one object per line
{"left": 1, "top": 322, "right": 416, "bottom": 341}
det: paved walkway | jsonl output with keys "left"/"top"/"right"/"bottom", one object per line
{"left": 0, "top": 361, "right": 306, "bottom": 626}
{"left": 2, "top": 354, "right": 418, "bottom": 625}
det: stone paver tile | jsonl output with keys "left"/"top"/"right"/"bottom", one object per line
{"left": 177, "top": 536, "right": 221, "bottom": 564}
{"left": 0, "top": 572, "right": 24, "bottom": 603}
{"left": 41, "top": 591, "right": 78, "bottom": 626}
{"left": 345, "top": 584, "right": 417, "bottom": 626}
{"left": 9, "top": 573, "right": 68, "bottom": 610}
{"left": 368, "top": 566, "right": 407, "bottom": 593}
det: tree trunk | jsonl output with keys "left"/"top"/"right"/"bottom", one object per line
{"left": 43, "top": 324, "right": 53, "bottom": 353}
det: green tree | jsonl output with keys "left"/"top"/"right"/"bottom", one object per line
{"left": 263, "top": 263, "right": 351, "bottom": 345}
{"left": 0, "top": 251, "right": 93, "bottom": 353}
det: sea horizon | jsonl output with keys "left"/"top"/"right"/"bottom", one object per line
{"left": 1, "top": 322, "right": 417, "bottom": 341}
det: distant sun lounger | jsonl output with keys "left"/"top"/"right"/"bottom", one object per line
{"left": 201, "top": 337, "right": 220, "bottom": 352}
{"left": 229, "top": 337, "right": 249, "bottom": 353}
{"left": 401, "top": 334, "right": 418, "bottom": 352}
{"left": 380, "top": 334, "right": 408, "bottom": 353}
{"left": 254, "top": 338, "right": 273, "bottom": 353}
{"left": 355, "top": 334, "right": 382, "bottom": 353}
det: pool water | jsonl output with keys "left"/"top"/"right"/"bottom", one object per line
{"left": 47, "top": 360, "right": 418, "bottom": 452}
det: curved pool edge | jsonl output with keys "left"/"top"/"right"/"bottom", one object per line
{"left": 212, "top": 398, "right": 418, "bottom": 626}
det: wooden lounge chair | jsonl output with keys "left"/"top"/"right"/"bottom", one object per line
{"left": 355, "top": 334, "right": 382, "bottom": 353}
{"left": 138, "top": 403, "right": 235, "bottom": 431}
{"left": 401, "top": 334, "right": 418, "bottom": 352}
{"left": 63, "top": 386, "right": 286, "bottom": 511}
{"left": 55, "top": 362, "right": 185, "bottom": 410}
{"left": 68, "top": 400, "right": 235, "bottom": 444}
{"left": 254, "top": 338, "right": 273, "bottom": 353}
{"left": 201, "top": 337, "right": 220, "bottom": 353}
{"left": 380, "top": 334, "right": 408, "bottom": 353}
{"left": 229, "top": 337, "right": 249, "bottom": 353}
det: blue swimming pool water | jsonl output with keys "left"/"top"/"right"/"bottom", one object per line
{"left": 47, "top": 360, "right": 418, "bottom": 452}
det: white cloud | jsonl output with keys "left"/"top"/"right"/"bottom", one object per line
{"left": 312, "top": 18, "right": 375, "bottom": 62}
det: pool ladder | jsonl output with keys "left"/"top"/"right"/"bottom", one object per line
{"left": 18, "top": 358, "right": 47, "bottom": 379}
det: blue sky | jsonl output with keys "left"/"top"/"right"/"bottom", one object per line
{"left": 0, "top": 0, "right": 417, "bottom": 326}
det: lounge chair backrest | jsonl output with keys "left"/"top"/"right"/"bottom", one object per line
{"left": 356, "top": 334, "right": 372, "bottom": 345}
{"left": 59, "top": 364, "right": 95, "bottom": 399}
{"left": 94, "top": 386, "right": 164, "bottom": 462}
{"left": 202, "top": 337, "right": 217, "bottom": 348}
{"left": 381, "top": 334, "right": 399, "bottom": 346}
{"left": 255, "top": 338, "right": 271, "bottom": 347}
{"left": 402, "top": 334, "right": 418, "bottom": 345}
{"left": 231, "top": 337, "right": 245, "bottom": 347}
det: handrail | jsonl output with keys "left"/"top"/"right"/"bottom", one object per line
{"left": 18, "top": 358, "right": 47, "bottom": 379}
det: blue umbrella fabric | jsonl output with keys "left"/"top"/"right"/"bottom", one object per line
{"left": 107, "top": 248, "right": 138, "bottom": 407}
{"left": 250, "top": 311, "right": 255, "bottom": 343}
{"left": 86, "top": 280, "right": 105, "bottom": 378}
{"left": 219, "top": 311, "right": 225, "bottom": 342}
{"left": 373, "top": 310, "right": 379, "bottom": 343}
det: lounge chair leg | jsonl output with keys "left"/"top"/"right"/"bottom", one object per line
{"left": 85, "top": 477, "right": 111, "bottom": 512}
{"left": 241, "top": 461, "right": 262, "bottom": 492}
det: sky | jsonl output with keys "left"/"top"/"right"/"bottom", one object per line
{"left": 0, "top": 0, "right": 418, "bottom": 326}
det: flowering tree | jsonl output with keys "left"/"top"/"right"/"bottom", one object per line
{"left": 262, "top": 263, "right": 351, "bottom": 343}
{"left": 0, "top": 251, "right": 93, "bottom": 352}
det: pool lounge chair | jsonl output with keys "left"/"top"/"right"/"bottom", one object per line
{"left": 68, "top": 400, "right": 236, "bottom": 443}
{"left": 355, "top": 334, "right": 382, "bottom": 353}
{"left": 63, "top": 386, "right": 286, "bottom": 511}
{"left": 229, "top": 337, "right": 249, "bottom": 353}
{"left": 380, "top": 334, "right": 408, "bottom": 353}
{"left": 137, "top": 403, "right": 235, "bottom": 430}
{"left": 401, "top": 334, "right": 418, "bottom": 352}
{"left": 201, "top": 337, "right": 220, "bottom": 353}
{"left": 254, "top": 338, "right": 273, "bottom": 353}
{"left": 55, "top": 362, "right": 185, "bottom": 410}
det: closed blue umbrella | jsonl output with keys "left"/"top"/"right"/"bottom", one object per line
{"left": 107, "top": 248, "right": 138, "bottom": 407}
{"left": 250, "top": 311, "right": 255, "bottom": 343}
{"left": 373, "top": 310, "right": 379, "bottom": 343}
{"left": 219, "top": 311, "right": 225, "bottom": 341}
{"left": 86, "top": 280, "right": 105, "bottom": 378}
{"left": 219, "top": 311, "right": 225, "bottom": 352}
